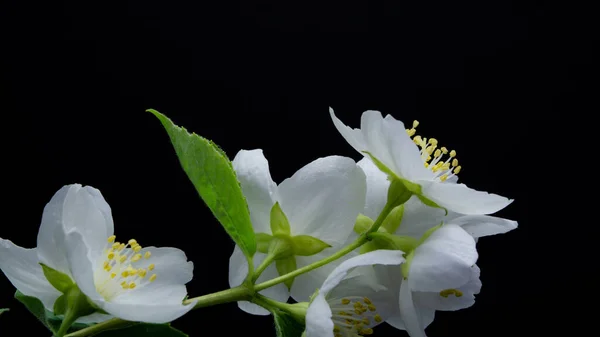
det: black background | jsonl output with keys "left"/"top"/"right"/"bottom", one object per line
{"left": 0, "top": 1, "right": 590, "bottom": 336}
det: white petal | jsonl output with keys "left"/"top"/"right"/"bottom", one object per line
{"left": 409, "top": 225, "right": 477, "bottom": 292}
{"left": 392, "top": 279, "right": 435, "bottom": 334}
{"left": 328, "top": 269, "right": 395, "bottom": 324}
{"left": 320, "top": 250, "right": 405, "bottom": 296}
{"left": 386, "top": 310, "right": 436, "bottom": 332}
{"left": 0, "top": 239, "right": 61, "bottom": 311}
{"left": 413, "top": 265, "right": 481, "bottom": 311}
{"left": 329, "top": 107, "right": 367, "bottom": 154}
{"left": 232, "top": 149, "right": 278, "bottom": 234}
{"left": 291, "top": 249, "right": 359, "bottom": 302}
{"left": 357, "top": 157, "right": 389, "bottom": 219}
{"left": 61, "top": 186, "right": 114, "bottom": 264}
{"left": 381, "top": 114, "right": 432, "bottom": 180}
{"left": 125, "top": 247, "right": 193, "bottom": 286}
{"left": 64, "top": 231, "right": 103, "bottom": 302}
{"left": 101, "top": 300, "right": 194, "bottom": 324}
{"left": 448, "top": 215, "right": 518, "bottom": 238}
{"left": 37, "top": 184, "right": 77, "bottom": 276}
{"left": 75, "top": 312, "right": 113, "bottom": 324}
{"left": 360, "top": 110, "right": 400, "bottom": 174}
{"left": 228, "top": 245, "right": 249, "bottom": 288}
{"left": 417, "top": 180, "right": 513, "bottom": 215}
{"left": 228, "top": 246, "right": 289, "bottom": 315}
{"left": 113, "top": 247, "right": 193, "bottom": 305}
{"left": 278, "top": 156, "right": 366, "bottom": 247}
{"left": 82, "top": 186, "right": 114, "bottom": 237}
{"left": 305, "top": 292, "right": 334, "bottom": 337}
{"left": 396, "top": 196, "right": 446, "bottom": 239}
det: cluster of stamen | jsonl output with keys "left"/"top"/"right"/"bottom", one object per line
{"left": 406, "top": 120, "right": 462, "bottom": 182}
{"left": 95, "top": 235, "right": 156, "bottom": 300}
{"left": 330, "top": 296, "right": 383, "bottom": 337}
{"left": 439, "top": 289, "right": 463, "bottom": 298}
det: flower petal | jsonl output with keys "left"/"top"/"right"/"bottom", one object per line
{"left": 228, "top": 246, "right": 289, "bottom": 315}
{"left": 360, "top": 110, "right": 400, "bottom": 174}
{"left": 448, "top": 215, "right": 518, "bottom": 238}
{"left": 396, "top": 196, "right": 446, "bottom": 239}
{"left": 62, "top": 186, "right": 114, "bottom": 264}
{"left": 37, "top": 184, "right": 77, "bottom": 276}
{"left": 357, "top": 157, "right": 389, "bottom": 220}
{"left": 327, "top": 269, "right": 395, "bottom": 324}
{"left": 0, "top": 239, "right": 61, "bottom": 311}
{"left": 113, "top": 247, "right": 193, "bottom": 306}
{"left": 329, "top": 107, "right": 367, "bottom": 154}
{"left": 101, "top": 298, "right": 194, "bottom": 323}
{"left": 409, "top": 225, "right": 478, "bottom": 292}
{"left": 278, "top": 156, "right": 366, "bottom": 247}
{"left": 232, "top": 149, "right": 278, "bottom": 234}
{"left": 305, "top": 291, "right": 334, "bottom": 337}
{"left": 381, "top": 114, "right": 432, "bottom": 180}
{"left": 320, "top": 250, "right": 405, "bottom": 296}
{"left": 413, "top": 265, "right": 481, "bottom": 311}
{"left": 126, "top": 247, "right": 193, "bottom": 287}
{"left": 64, "top": 231, "right": 103, "bottom": 302}
{"left": 291, "top": 249, "right": 359, "bottom": 302}
{"left": 417, "top": 180, "right": 513, "bottom": 215}
{"left": 395, "top": 279, "right": 434, "bottom": 336}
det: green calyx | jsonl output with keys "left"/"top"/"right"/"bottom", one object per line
{"left": 253, "top": 202, "right": 333, "bottom": 289}
{"left": 56, "top": 284, "right": 97, "bottom": 336}
{"left": 362, "top": 151, "right": 448, "bottom": 215}
{"left": 39, "top": 264, "right": 98, "bottom": 336}
{"left": 40, "top": 263, "right": 74, "bottom": 293}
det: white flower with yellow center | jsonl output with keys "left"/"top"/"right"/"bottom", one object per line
{"left": 330, "top": 108, "right": 513, "bottom": 215}
{"left": 373, "top": 224, "right": 479, "bottom": 337}
{"left": 0, "top": 184, "right": 195, "bottom": 324}
{"left": 305, "top": 250, "right": 405, "bottom": 337}
{"left": 357, "top": 157, "right": 518, "bottom": 240}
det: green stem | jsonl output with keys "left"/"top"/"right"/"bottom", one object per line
{"left": 366, "top": 201, "right": 396, "bottom": 234}
{"left": 64, "top": 318, "right": 133, "bottom": 337}
{"left": 184, "top": 285, "right": 251, "bottom": 309}
{"left": 252, "top": 253, "right": 276, "bottom": 282}
{"left": 252, "top": 294, "right": 295, "bottom": 312}
{"left": 254, "top": 202, "right": 396, "bottom": 292}
{"left": 254, "top": 236, "right": 367, "bottom": 292}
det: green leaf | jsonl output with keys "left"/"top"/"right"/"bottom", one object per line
{"left": 276, "top": 257, "right": 297, "bottom": 290}
{"left": 40, "top": 263, "right": 74, "bottom": 293}
{"left": 0, "top": 308, "right": 8, "bottom": 316}
{"left": 273, "top": 311, "right": 305, "bottom": 337}
{"left": 93, "top": 323, "right": 188, "bottom": 337}
{"left": 291, "top": 235, "right": 331, "bottom": 256}
{"left": 14, "top": 290, "right": 89, "bottom": 334}
{"left": 270, "top": 202, "right": 291, "bottom": 236}
{"left": 148, "top": 109, "right": 256, "bottom": 259}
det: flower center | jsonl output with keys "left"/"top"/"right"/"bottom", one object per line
{"left": 329, "top": 296, "right": 383, "bottom": 337}
{"left": 94, "top": 235, "right": 157, "bottom": 301}
{"left": 406, "top": 120, "right": 462, "bottom": 182}
{"left": 439, "top": 288, "right": 463, "bottom": 298}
